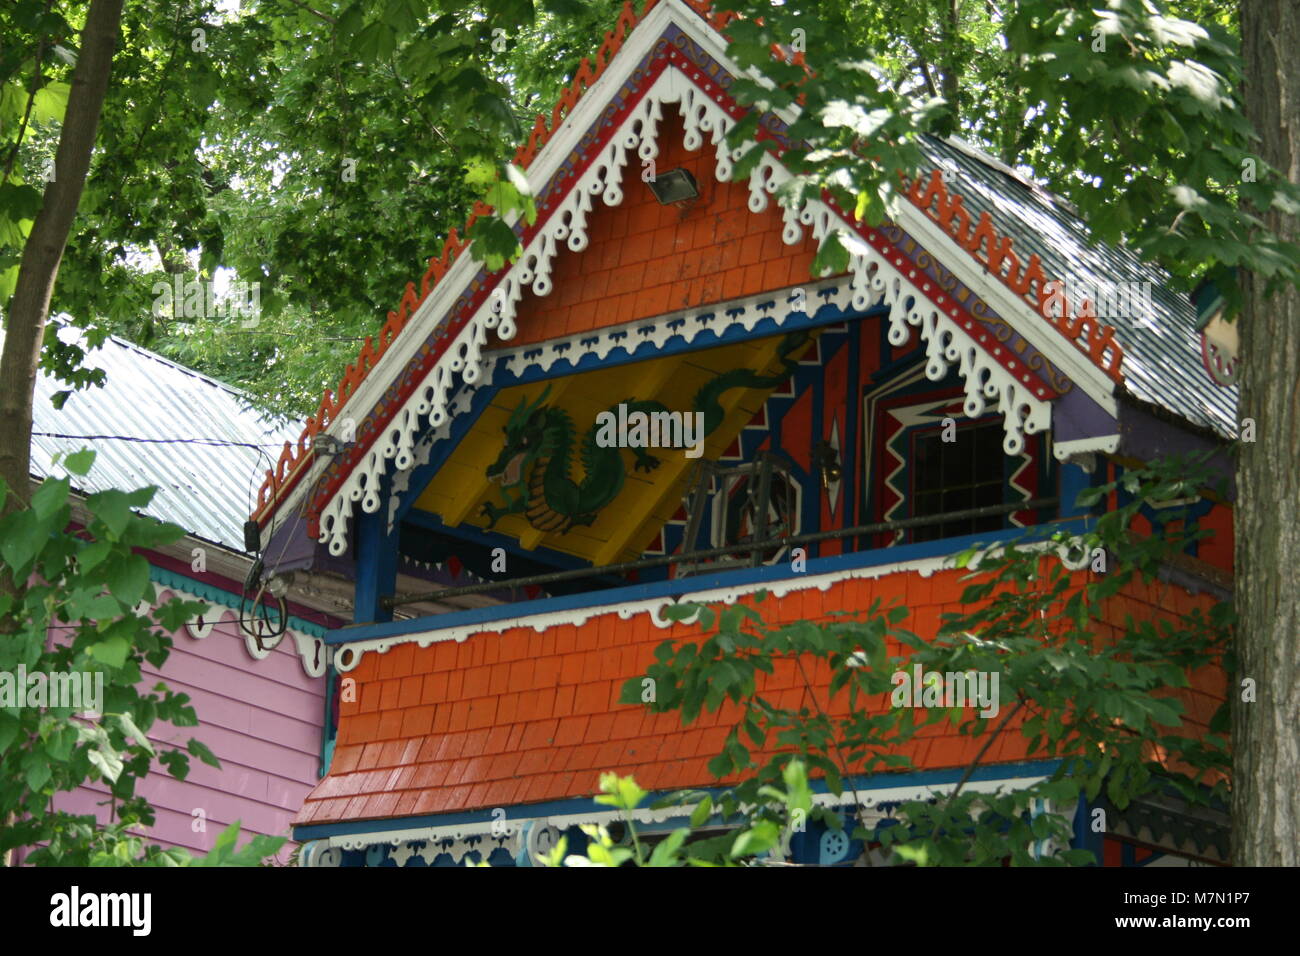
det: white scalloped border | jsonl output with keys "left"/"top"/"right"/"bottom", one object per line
{"left": 315, "top": 63, "right": 1053, "bottom": 556}
{"left": 298, "top": 772, "right": 1052, "bottom": 865}
{"left": 148, "top": 586, "right": 327, "bottom": 679}
{"left": 331, "top": 549, "right": 953, "bottom": 673}
{"left": 497, "top": 277, "right": 841, "bottom": 378}
{"left": 328, "top": 532, "right": 1104, "bottom": 673}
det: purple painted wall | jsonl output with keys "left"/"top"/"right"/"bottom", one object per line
{"left": 37, "top": 557, "right": 339, "bottom": 864}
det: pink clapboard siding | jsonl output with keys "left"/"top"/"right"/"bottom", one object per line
{"left": 46, "top": 567, "right": 335, "bottom": 863}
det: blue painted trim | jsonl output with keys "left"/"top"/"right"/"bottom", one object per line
{"left": 354, "top": 473, "right": 398, "bottom": 625}
{"left": 320, "top": 662, "right": 337, "bottom": 779}
{"left": 402, "top": 507, "right": 621, "bottom": 581}
{"left": 490, "top": 300, "right": 891, "bottom": 388}
{"left": 324, "top": 518, "right": 1092, "bottom": 645}
{"left": 1058, "top": 461, "right": 1097, "bottom": 520}
{"left": 148, "top": 565, "right": 328, "bottom": 638}
{"left": 808, "top": 341, "right": 824, "bottom": 558}
{"left": 843, "top": 318, "right": 861, "bottom": 532}
{"left": 392, "top": 384, "right": 500, "bottom": 526}
{"left": 292, "top": 758, "right": 1063, "bottom": 841}
{"left": 1071, "top": 793, "right": 1104, "bottom": 866}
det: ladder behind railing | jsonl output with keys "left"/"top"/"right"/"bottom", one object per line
{"left": 675, "top": 451, "right": 793, "bottom": 578}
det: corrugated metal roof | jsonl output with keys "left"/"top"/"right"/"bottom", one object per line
{"left": 920, "top": 135, "right": 1238, "bottom": 439}
{"left": 22, "top": 325, "right": 302, "bottom": 552}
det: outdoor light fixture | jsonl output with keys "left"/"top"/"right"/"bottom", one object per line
{"left": 646, "top": 167, "right": 699, "bottom": 205}
{"left": 814, "top": 440, "right": 842, "bottom": 489}
{"left": 312, "top": 433, "right": 346, "bottom": 457}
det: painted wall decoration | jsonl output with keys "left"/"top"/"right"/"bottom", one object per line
{"left": 482, "top": 385, "right": 666, "bottom": 533}
{"left": 480, "top": 330, "right": 811, "bottom": 536}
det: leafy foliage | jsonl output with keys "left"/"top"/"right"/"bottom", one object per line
{"left": 2, "top": 0, "right": 625, "bottom": 415}
{"left": 712, "top": 0, "right": 1300, "bottom": 308}
{"left": 619, "top": 454, "right": 1231, "bottom": 865}
{"left": 504, "top": 763, "right": 815, "bottom": 867}
{"left": 0, "top": 450, "right": 283, "bottom": 865}
{"left": 6, "top": 0, "right": 1294, "bottom": 414}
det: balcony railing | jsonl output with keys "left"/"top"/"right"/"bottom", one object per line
{"left": 381, "top": 496, "right": 1059, "bottom": 613}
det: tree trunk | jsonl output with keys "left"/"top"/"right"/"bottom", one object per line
{"left": 0, "top": 0, "right": 125, "bottom": 533}
{"left": 1234, "top": 0, "right": 1300, "bottom": 867}
{"left": 939, "top": 0, "right": 960, "bottom": 112}
{"left": 0, "top": 0, "right": 123, "bottom": 872}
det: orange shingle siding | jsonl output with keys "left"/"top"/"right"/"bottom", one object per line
{"left": 298, "top": 564, "right": 1229, "bottom": 827}
{"left": 504, "top": 115, "right": 822, "bottom": 349}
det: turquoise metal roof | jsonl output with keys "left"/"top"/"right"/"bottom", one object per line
{"left": 25, "top": 325, "right": 302, "bottom": 552}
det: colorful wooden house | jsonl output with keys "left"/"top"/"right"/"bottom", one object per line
{"left": 19, "top": 328, "right": 346, "bottom": 862}
{"left": 252, "top": 0, "right": 1235, "bottom": 866}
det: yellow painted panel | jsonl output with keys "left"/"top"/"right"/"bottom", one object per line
{"left": 409, "top": 330, "right": 817, "bottom": 562}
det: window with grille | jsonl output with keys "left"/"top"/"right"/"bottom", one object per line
{"left": 909, "top": 421, "right": 1007, "bottom": 542}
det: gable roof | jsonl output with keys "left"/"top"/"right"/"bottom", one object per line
{"left": 26, "top": 325, "right": 299, "bottom": 552}
{"left": 251, "top": 0, "right": 1234, "bottom": 557}
{"left": 915, "top": 136, "right": 1236, "bottom": 439}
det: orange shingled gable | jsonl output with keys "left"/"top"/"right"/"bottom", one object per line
{"left": 295, "top": 566, "right": 1227, "bottom": 827}
{"left": 252, "top": 0, "right": 726, "bottom": 520}
{"left": 255, "top": 0, "right": 1132, "bottom": 527}
{"left": 505, "top": 114, "right": 821, "bottom": 347}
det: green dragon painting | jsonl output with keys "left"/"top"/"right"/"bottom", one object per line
{"left": 482, "top": 331, "right": 810, "bottom": 534}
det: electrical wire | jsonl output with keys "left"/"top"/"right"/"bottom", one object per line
{"left": 37, "top": 428, "right": 298, "bottom": 645}
{"left": 237, "top": 434, "right": 324, "bottom": 649}
{"left": 33, "top": 430, "right": 290, "bottom": 450}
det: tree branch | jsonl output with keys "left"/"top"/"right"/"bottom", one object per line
{"left": 1, "top": 9, "right": 51, "bottom": 186}
{"left": 0, "top": 0, "right": 124, "bottom": 534}
{"left": 280, "top": 0, "right": 336, "bottom": 25}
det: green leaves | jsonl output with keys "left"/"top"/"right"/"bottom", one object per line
{"left": 115, "top": 713, "right": 154, "bottom": 755}
{"left": 466, "top": 216, "right": 522, "bottom": 272}
{"left": 0, "top": 450, "right": 273, "bottom": 865}
{"left": 187, "top": 737, "right": 221, "bottom": 769}
{"left": 104, "top": 554, "right": 150, "bottom": 605}
{"left": 80, "top": 723, "right": 125, "bottom": 784}
{"left": 593, "top": 771, "right": 646, "bottom": 812}
{"left": 730, "top": 819, "right": 780, "bottom": 858}
{"left": 352, "top": 20, "right": 398, "bottom": 63}
{"left": 689, "top": 793, "right": 714, "bottom": 828}
{"left": 190, "top": 822, "right": 286, "bottom": 867}
{"left": 62, "top": 448, "right": 96, "bottom": 476}
{"left": 86, "top": 486, "right": 155, "bottom": 538}
{"left": 31, "top": 80, "right": 70, "bottom": 124}
{"left": 0, "top": 490, "right": 64, "bottom": 575}
{"left": 31, "top": 475, "right": 70, "bottom": 520}
{"left": 87, "top": 636, "right": 131, "bottom": 669}
{"left": 463, "top": 160, "right": 536, "bottom": 269}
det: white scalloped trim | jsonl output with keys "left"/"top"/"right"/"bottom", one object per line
{"left": 332, "top": 550, "right": 955, "bottom": 672}
{"left": 498, "top": 278, "right": 839, "bottom": 378}
{"left": 329, "top": 534, "right": 1087, "bottom": 672}
{"left": 301, "top": 772, "right": 1051, "bottom": 864}
{"left": 314, "top": 64, "right": 1053, "bottom": 556}
{"left": 154, "top": 586, "right": 328, "bottom": 679}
